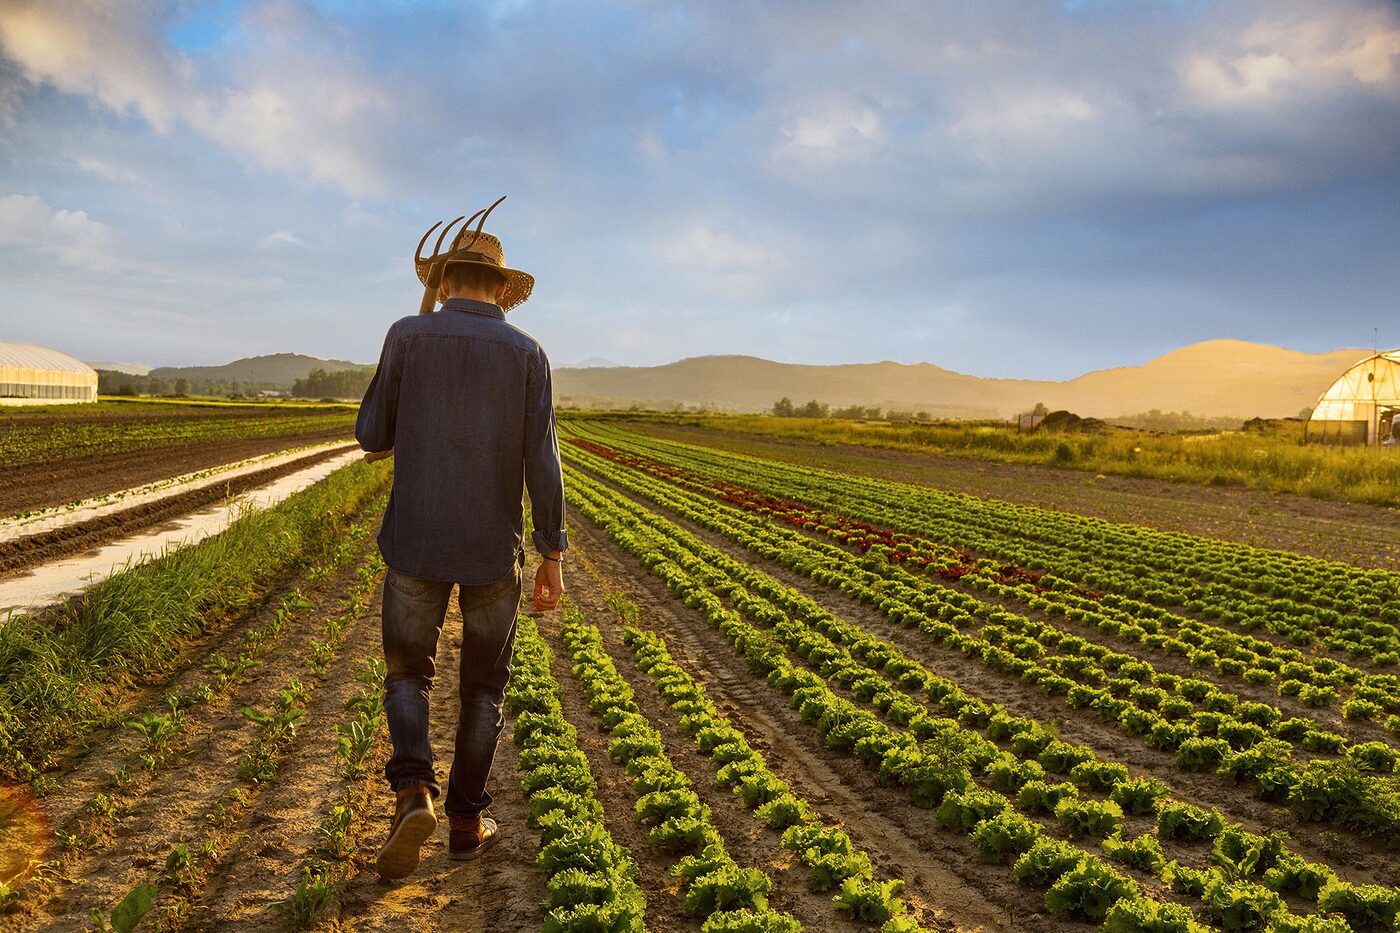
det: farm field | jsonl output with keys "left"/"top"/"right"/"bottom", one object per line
{"left": 0, "top": 400, "right": 358, "bottom": 518}
{"left": 612, "top": 417, "right": 1400, "bottom": 572}
{"left": 600, "top": 413, "right": 1400, "bottom": 512}
{"left": 3, "top": 414, "right": 1400, "bottom": 932}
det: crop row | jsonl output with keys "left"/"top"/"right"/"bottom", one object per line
{"left": 559, "top": 605, "right": 811, "bottom": 931}
{"left": 570, "top": 423, "right": 1400, "bottom": 665}
{"left": 613, "top": 595, "right": 924, "bottom": 929}
{"left": 568, "top": 462, "right": 1400, "bottom": 930}
{"left": 271, "top": 654, "right": 389, "bottom": 926}
{"left": 0, "top": 458, "right": 393, "bottom": 781}
{"left": 1, "top": 409, "right": 355, "bottom": 469}
{"left": 565, "top": 431, "right": 1399, "bottom": 727}
{"left": 566, "top": 470, "right": 1289, "bottom": 931}
{"left": 561, "top": 438, "right": 1400, "bottom": 844}
{"left": 501, "top": 613, "right": 648, "bottom": 931}
{"left": 83, "top": 543, "right": 387, "bottom": 930}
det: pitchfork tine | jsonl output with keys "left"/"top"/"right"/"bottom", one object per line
{"left": 415, "top": 220, "right": 443, "bottom": 264}
{"left": 458, "top": 195, "right": 507, "bottom": 254}
{"left": 450, "top": 207, "right": 491, "bottom": 252}
{"left": 432, "top": 215, "right": 466, "bottom": 258}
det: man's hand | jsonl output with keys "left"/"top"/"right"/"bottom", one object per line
{"left": 363, "top": 448, "right": 394, "bottom": 463}
{"left": 532, "top": 552, "right": 564, "bottom": 612}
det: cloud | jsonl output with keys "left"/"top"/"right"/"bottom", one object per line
{"left": 258, "top": 230, "right": 306, "bottom": 248}
{"left": 74, "top": 156, "right": 139, "bottom": 184}
{"left": 0, "top": 193, "right": 114, "bottom": 268}
{"left": 1183, "top": 7, "right": 1400, "bottom": 103}
{"left": 779, "top": 101, "right": 885, "bottom": 160}
{"left": 0, "top": 0, "right": 395, "bottom": 196}
{"left": 0, "top": 0, "right": 1398, "bottom": 377}
{"left": 0, "top": 1, "right": 189, "bottom": 131}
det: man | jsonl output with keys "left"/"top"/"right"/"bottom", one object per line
{"left": 355, "top": 203, "right": 567, "bottom": 880}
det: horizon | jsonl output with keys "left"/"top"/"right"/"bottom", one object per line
{"left": 80, "top": 335, "right": 1383, "bottom": 385}
{"left": 2, "top": 2, "right": 1398, "bottom": 380}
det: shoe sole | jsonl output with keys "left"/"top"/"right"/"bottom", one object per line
{"left": 374, "top": 809, "right": 438, "bottom": 879}
{"left": 447, "top": 830, "right": 500, "bottom": 862}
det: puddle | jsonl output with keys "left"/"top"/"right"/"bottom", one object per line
{"left": 0, "top": 440, "right": 355, "bottom": 543}
{"left": 0, "top": 449, "right": 365, "bottom": 618}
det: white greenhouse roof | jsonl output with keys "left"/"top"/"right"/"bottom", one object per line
{"left": 1311, "top": 350, "right": 1400, "bottom": 410}
{"left": 0, "top": 341, "right": 97, "bottom": 375}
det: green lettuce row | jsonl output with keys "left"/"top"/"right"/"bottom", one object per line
{"left": 563, "top": 473, "right": 1225, "bottom": 929}
{"left": 561, "top": 442, "right": 1400, "bottom": 847}
{"left": 506, "top": 616, "right": 647, "bottom": 932}
{"left": 556, "top": 608, "right": 800, "bottom": 931}
{"left": 565, "top": 464, "right": 1399, "bottom": 932}
{"left": 570, "top": 421, "right": 1400, "bottom": 666}
{"left": 619, "top": 618, "right": 928, "bottom": 931}
{"left": 562, "top": 431, "right": 1394, "bottom": 762}
{"left": 578, "top": 425, "right": 1398, "bottom": 722}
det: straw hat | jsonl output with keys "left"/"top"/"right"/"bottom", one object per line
{"left": 413, "top": 196, "right": 535, "bottom": 313}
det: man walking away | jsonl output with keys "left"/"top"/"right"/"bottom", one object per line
{"left": 356, "top": 199, "right": 567, "bottom": 880}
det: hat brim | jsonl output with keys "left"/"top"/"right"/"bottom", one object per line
{"left": 436, "top": 259, "right": 534, "bottom": 311}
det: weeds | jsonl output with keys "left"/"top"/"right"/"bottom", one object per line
{"left": 273, "top": 863, "right": 335, "bottom": 926}
{"left": 0, "top": 460, "right": 390, "bottom": 781}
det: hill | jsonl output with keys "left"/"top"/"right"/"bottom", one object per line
{"left": 553, "top": 340, "right": 1370, "bottom": 420}
{"left": 150, "top": 353, "right": 374, "bottom": 390}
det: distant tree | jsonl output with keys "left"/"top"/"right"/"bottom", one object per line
{"left": 771, "top": 397, "right": 795, "bottom": 417}
{"left": 1032, "top": 401, "right": 1049, "bottom": 416}
{"left": 915, "top": 411, "right": 930, "bottom": 421}
{"left": 292, "top": 368, "right": 373, "bottom": 399}
{"left": 174, "top": 378, "right": 190, "bottom": 396}
{"left": 797, "top": 399, "right": 829, "bottom": 418}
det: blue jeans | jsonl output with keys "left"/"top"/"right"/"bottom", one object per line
{"left": 380, "top": 558, "right": 522, "bottom": 819}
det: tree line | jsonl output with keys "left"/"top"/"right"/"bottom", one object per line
{"left": 770, "top": 397, "right": 933, "bottom": 421}
{"left": 96, "top": 367, "right": 372, "bottom": 399}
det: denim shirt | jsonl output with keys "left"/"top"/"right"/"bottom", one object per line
{"left": 356, "top": 297, "right": 568, "bottom": 585}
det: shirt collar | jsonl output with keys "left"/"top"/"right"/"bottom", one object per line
{"left": 441, "top": 297, "right": 505, "bottom": 320}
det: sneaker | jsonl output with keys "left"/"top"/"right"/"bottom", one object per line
{"left": 447, "top": 812, "right": 500, "bottom": 861}
{"left": 374, "top": 781, "right": 437, "bottom": 879}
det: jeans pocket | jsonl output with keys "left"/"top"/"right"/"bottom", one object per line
{"left": 387, "top": 569, "right": 442, "bottom": 600}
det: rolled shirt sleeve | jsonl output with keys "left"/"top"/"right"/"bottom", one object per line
{"left": 523, "top": 346, "right": 568, "bottom": 554}
{"left": 356, "top": 323, "right": 402, "bottom": 453}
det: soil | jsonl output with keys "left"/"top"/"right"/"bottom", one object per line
{"left": 0, "top": 443, "right": 358, "bottom": 576}
{"left": 13, "top": 543, "right": 385, "bottom": 929}
{"left": 328, "top": 596, "right": 547, "bottom": 933}
{"left": 626, "top": 422, "right": 1400, "bottom": 571}
{"left": 1, "top": 427, "right": 356, "bottom": 518}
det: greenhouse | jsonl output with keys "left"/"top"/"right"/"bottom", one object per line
{"left": 0, "top": 341, "right": 99, "bottom": 405}
{"left": 1305, "top": 349, "right": 1400, "bottom": 446}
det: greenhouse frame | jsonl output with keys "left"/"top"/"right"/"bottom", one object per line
{"left": 0, "top": 341, "right": 99, "bottom": 405}
{"left": 1305, "top": 350, "right": 1400, "bottom": 446}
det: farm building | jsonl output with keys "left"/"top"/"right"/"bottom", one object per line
{"left": 0, "top": 341, "right": 99, "bottom": 405}
{"left": 1305, "top": 349, "right": 1400, "bottom": 445}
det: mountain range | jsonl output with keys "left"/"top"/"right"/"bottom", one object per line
{"left": 117, "top": 341, "right": 1375, "bottom": 420}
{"left": 148, "top": 353, "right": 374, "bottom": 388}
{"left": 551, "top": 340, "right": 1372, "bottom": 420}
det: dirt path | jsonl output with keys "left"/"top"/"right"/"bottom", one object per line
{"left": 2, "top": 427, "right": 354, "bottom": 519}
{"left": 626, "top": 422, "right": 1400, "bottom": 571}
{"left": 331, "top": 593, "right": 546, "bottom": 933}
{"left": 562, "top": 506, "right": 1075, "bottom": 933}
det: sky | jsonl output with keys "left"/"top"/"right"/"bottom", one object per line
{"left": 0, "top": 0, "right": 1397, "bottom": 380}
